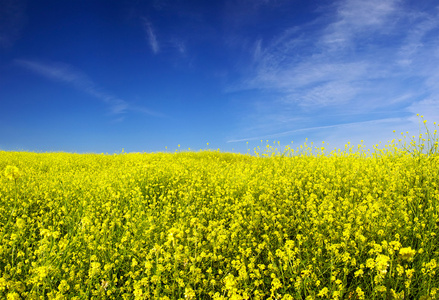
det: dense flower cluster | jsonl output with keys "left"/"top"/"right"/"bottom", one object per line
{"left": 1, "top": 122, "right": 439, "bottom": 299}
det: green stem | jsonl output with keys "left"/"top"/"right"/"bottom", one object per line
{"left": 14, "top": 178, "right": 18, "bottom": 210}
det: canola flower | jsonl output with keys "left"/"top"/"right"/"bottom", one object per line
{"left": 399, "top": 247, "right": 416, "bottom": 262}
{"left": 0, "top": 120, "right": 439, "bottom": 299}
{"left": 4, "top": 165, "right": 21, "bottom": 181}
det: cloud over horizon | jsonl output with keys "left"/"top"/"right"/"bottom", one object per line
{"left": 228, "top": 0, "right": 439, "bottom": 145}
{"left": 2, "top": 0, "right": 439, "bottom": 153}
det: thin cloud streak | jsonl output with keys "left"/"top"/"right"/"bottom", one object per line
{"left": 15, "top": 59, "right": 163, "bottom": 117}
{"left": 320, "top": 0, "right": 400, "bottom": 51}
{"left": 172, "top": 39, "right": 186, "bottom": 55}
{"left": 396, "top": 17, "right": 439, "bottom": 66}
{"left": 142, "top": 18, "right": 160, "bottom": 54}
{"left": 229, "top": 0, "right": 439, "bottom": 143}
{"left": 227, "top": 118, "right": 401, "bottom": 143}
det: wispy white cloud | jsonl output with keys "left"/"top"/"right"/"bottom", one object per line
{"left": 230, "top": 0, "right": 439, "bottom": 145}
{"left": 15, "top": 59, "right": 163, "bottom": 117}
{"left": 320, "top": 0, "right": 400, "bottom": 51}
{"left": 171, "top": 38, "right": 186, "bottom": 55}
{"left": 140, "top": 17, "right": 190, "bottom": 58}
{"left": 407, "top": 97, "right": 439, "bottom": 125}
{"left": 15, "top": 60, "right": 94, "bottom": 90}
{"left": 227, "top": 117, "right": 401, "bottom": 143}
{"left": 142, "top": 18, "right": 160, "bottom": 54}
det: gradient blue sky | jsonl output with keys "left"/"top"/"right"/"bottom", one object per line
{"left": 1, "top": 0, "right": 439, "bottom": 154}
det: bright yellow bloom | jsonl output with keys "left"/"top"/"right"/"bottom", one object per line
{"left": 317, "top": 287, "right": 329, "bottom": 297}
{"left": 0, "top": 118, "right": 438, "bottom": 298}
{"left": 7, "top": 292, "right": 20, "bottom": 300}
{"left": 184, "top": 287, "right": 196, "bottom": 299}
{"left": 4, "top": 165, "right": 21, "bottom": 180}
{"left": 356, "top": 287, "right": 365, "bottom": 300}
{"left": 399, "top": 247, "right": 416, "bottom": 262}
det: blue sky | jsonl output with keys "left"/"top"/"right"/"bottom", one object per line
{"left": 1, "top": 0, "right": 439, "bottom": 154}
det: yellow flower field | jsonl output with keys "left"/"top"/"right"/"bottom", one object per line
{"left": 1, "top": 122, "right": 439, "bottom": 299}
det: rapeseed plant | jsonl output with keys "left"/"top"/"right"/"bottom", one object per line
{"left": 0, "top": 121, "right": 439, "bottom": 298}
{"left": 4, "top": 165, "right": 21, "bottom": 181}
